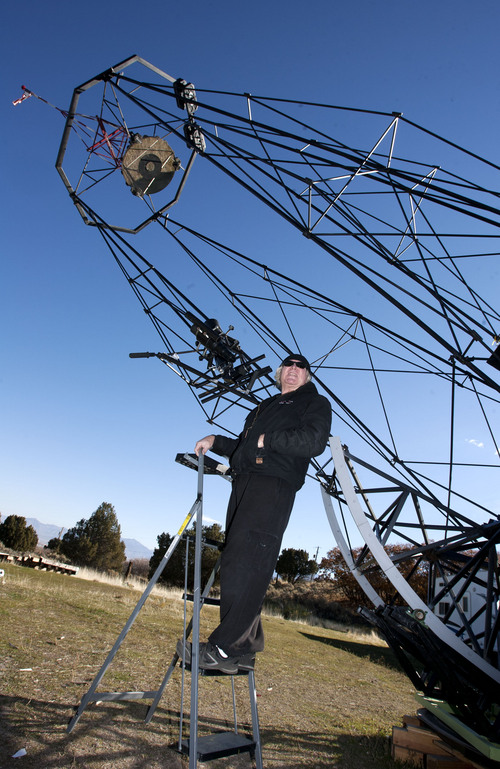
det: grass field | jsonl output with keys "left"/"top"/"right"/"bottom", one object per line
{"left": 0, "top": 563, "right": 417, "bottom": 768}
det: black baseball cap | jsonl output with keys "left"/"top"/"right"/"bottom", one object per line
{"left": 281, "top": 354, "right": 311, "bottom": 371}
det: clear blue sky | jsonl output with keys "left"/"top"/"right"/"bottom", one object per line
{"left": 2, "top": 0, "right": 499, "bottom": 559}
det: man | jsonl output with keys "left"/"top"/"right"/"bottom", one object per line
{"left": 180, "top": 354, "right": 331, "bottom": 674}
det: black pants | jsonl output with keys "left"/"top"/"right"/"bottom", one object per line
{"left": 208, "top": 473, "right": 296, "bottom": 656}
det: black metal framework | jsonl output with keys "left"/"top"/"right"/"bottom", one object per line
{"left": 325, "top": 442, "right": 500, "bottom": 658}
{"left": 318, "top": 437, "right": 500, "bottom": 740}
{"left": 362, "top": 604, "right": 500, "bottom": 741}
{"left": 56, "top": 56, "right": 500, "bottom": 391}
{"left": 54, "top": 56, "right": 500, "bottom": 745}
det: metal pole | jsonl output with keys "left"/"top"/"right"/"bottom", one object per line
{"left": 178, "top": 534, "right": 191, "bottom": 750}
{"left": 189, "top": 452, "right": 204, "bottom": 769}
{"left": 248, "top": 671, "right": 263, "bottom": 769}
{"left": 145, "top": 550, "right": 222, "bottom": 724}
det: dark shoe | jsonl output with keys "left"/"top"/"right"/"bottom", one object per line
{"left": 199, "top": 641, "right": 239, "bottom": 674}
{"left": 237, "top": 652, "right": 256, "bottom": 671}
{"left": 177, "top": 638, "right": 210, "bottom": 666}
{"left": 176, "top": 638, "right": 194, "bottom": 665}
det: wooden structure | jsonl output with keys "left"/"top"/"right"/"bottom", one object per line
{"left": 392, "top": 711, "right": 500, "bottom": 769}
{"left": 0, "top": 550, "right": 78, "bottom": 575}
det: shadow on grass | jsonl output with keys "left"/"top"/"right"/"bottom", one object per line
{"left": 336, "top": 731, "right": 394, "bottom": 769}
{"left": 1, "top": 694, "right": 189, "bottom": 769}
{"left": 299, "top": 630, "right": 403, "bottom": 671}
{"left": 259, "top": 725, "right": 393, "bottom": 769}
{"left": 0, "top": 694, "right": 394, "bottom": 769}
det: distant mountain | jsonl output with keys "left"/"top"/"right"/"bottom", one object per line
{"left": 26, "top": 518, "right": 67, "bottom": 545}
{"left": 122, "top": 538, "right": 153, "bottom": 561}
{"left": 25, "top": 518, "right": 153, "bottom": 560}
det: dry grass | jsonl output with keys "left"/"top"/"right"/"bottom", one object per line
{"left": 75, "top": 565, "right": 183, "bottom": 599}
{"left": 0, "top": 562, "right": 417, "bottom": 768}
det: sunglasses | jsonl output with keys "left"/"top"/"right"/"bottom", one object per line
{"left": 283, "top": 360, "right": 307, "bottom": 369}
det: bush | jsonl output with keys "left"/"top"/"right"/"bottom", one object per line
{"left": 264, "top": 579, "right": 372, "bottom": 630}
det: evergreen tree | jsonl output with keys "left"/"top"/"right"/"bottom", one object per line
{"left": 149, "top": 523, "right": 224, "bottom": 589}
{"left": 275, "top": 547, "right": 318, "bottom": 584}
{"left": 149, "top": 531, "right": 182, "bottom": 584}
{"left": 60, "top": 502, "right": 126, "bottom": 571}
{"left": 46, "top": 527, "right": 66, "bottom": 556}
{"left": 0, "top": 515, "right": 38, "bottom": 551}
{"left": 46, "top": 537, "right": 62, "bottom": 554}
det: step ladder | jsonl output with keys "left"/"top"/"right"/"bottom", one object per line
{"left": 66, "top": 452, "right": 263, "bottom": 769}
{"left": 172, "top": 660, "right": 262, "bottom": 765}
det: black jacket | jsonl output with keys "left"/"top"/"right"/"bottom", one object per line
{"left": 212, "top": 381, "right": 331, "bottom": 491}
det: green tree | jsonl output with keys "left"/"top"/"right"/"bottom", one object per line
{"left": 149, "top": 531, "right": 182, "bottom": 585}
{"left": 60, "top": 502, "right": 126, "bottom": 571}
{"left": 46, "top": 528, "right": 66, "bottom": 555}
{"left": 275, "top": 547, "right": 318, "bottom": 584}
{"left": 0, "top": 515, "right": 38, "bottom": 551}
{"left": 149, "top": 523, "right": 224, "bottom": 589}
{"left": 46, "top": 537, "right": 62, "bottom": 554}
